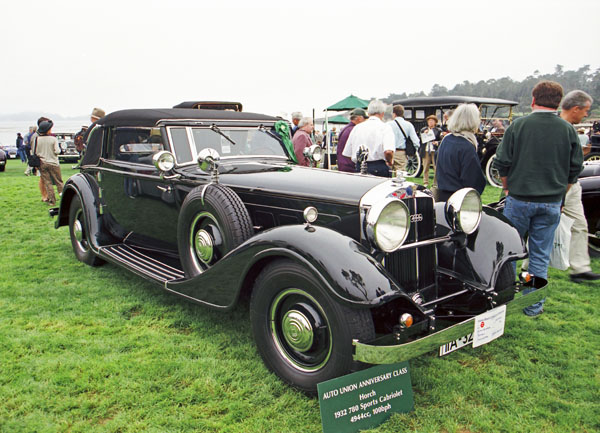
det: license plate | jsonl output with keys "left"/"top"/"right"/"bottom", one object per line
{"left": 439, "top": 333, "right": 473, "bottom": 356}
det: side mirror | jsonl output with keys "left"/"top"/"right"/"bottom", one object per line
{"left": 303, "top": 144, "right": 322, "bottom": 167}
{"left": 197, "top": 148, "right": 221, "bottom": 182}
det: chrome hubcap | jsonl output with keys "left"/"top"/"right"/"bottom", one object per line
{"left": 194, "top": 230, "right": 214, "bottom": 263}
{"left": 281, "top": 310, "right": 313, "bottom": 352}
{"left": 74, "top": 219, "right": 83, "bottom": 243}
{"left": 73, "top": 209, "right": 88, "bottom": 252}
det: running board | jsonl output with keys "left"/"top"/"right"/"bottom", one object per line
{"left": 100, "top": 244, "right": 185, "bottom": 283}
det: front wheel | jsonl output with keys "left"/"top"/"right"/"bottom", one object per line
{"left": 485, "top": 154, "right": 503, "bottom": 188}
{"left": 250, "top": 259, "right": 375, "bottom": 394}
{"left": 584, "top": 152, "right": 600, "bottom": 162}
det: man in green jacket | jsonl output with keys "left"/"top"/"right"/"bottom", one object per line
{"left": 494, "top": 81, "right": 583, "bottom": 316}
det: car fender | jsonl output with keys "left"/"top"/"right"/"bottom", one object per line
{"left": 435, "top": 202, "right": 527, "bottom": 287}
{"left": 55, "top": 173, "right": 106, "bottom": 251}
{"left": 166, "top": 224, "right": 416, "bottom": 310}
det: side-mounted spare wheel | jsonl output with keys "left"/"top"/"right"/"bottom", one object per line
{"left": 68, "top": 195, "right": 104, "bottom": 267}
{"left": 250, "top": 259, "right": 375, "bottom": 394}
{"left": 178, "top": 184, "right": 253, "bottom": 278}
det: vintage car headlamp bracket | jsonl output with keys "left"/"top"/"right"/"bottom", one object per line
{"left": 365, "top": 198, "right": 410, "bottom": 253}
{"left": 445, "top": 188, "right": 482, "bottom": 235}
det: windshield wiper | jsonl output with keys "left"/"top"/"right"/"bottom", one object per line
{"left": 258, "top": 124, "right": 281, "bottom": 141}
{"left": 210, "top": 124, "right": 236, "bottom": 146}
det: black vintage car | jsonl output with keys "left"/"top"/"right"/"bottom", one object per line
{"left": 0, "top": 148, "right": 6, "bottom": 172}
{"left": 56, "top": 132, "right": 80, "bottom": 163}
{"left": 579, "top": 161, "right": 600, "bottom": 256}
{"left": 50, "top": 105, "right": 545, "bottom": 393}
{"left": 392, "top": 96, "right": 518, "bottom": 187}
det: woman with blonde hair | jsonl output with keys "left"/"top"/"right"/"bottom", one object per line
{"left": 434, "top": 103, "right": 486, "bottom": 201}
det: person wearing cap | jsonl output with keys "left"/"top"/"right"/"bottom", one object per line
{"left": 389, "top": 105, "right": 420, "bottom": 175}
{"left": 420, "top": 115, "right": 442, "bottom": 187}
{"left": 27, "top": 117, "right": 51, "bottom": 201}
{"left": 336, "top": 108, "right": 367, "bottom": 172}
{"left": 34, "top": 119, "right": 63, "bottom": 205}
{"left": 90, "top": 107, "right": 105, "bottom": 123}
{"left": 342, "top": 100, "right": 395, "bottom": 177}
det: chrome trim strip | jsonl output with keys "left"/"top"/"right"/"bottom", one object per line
{"left": 353, "top": 284, "right": 547, "bottom": 364}
{"left": 394, "top": 235, "right": 451, "bottom": 251}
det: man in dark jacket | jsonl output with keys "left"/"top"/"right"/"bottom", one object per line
{"left": 494, "top": 81, "right": 583, "bottom": 316}
{"left": 336, "top": 108, "right": 367, "bottom": 172}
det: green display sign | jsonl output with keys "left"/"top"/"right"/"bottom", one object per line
{"left": 318, "top": 362, "right": 414, "bottom": 433}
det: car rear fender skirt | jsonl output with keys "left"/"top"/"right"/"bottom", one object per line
{"left": 435, "top": 202, "right": 527, "bottom": 288}
{"left": 55, "top": 173, "right": 104, "bottom": 252}
{"left": 166, "top": 224, "right": 419, "bottom": 310}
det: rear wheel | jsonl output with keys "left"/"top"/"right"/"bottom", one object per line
{"left": 250, "top": 259, "right": 375, "bottom": 394}
{"left": 69, "top": 195, "right": 104, "bottom": 266}
{"left": 405, "top": 154, "right": 422, "bottom": 177}
{"left": 485, "top": 154, "right": 503, "bottom": 188}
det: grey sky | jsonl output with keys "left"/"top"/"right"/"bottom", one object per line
{"left": 2, "top": 0, "right": 599, "bottom": 120}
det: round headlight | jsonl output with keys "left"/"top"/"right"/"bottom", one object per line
{"left": 303, "top": 206, "right": 318, "bottom": 223}
{"left": 152, "top": 151, "right": 176, "bottom": 172}
{"left": 303, "top": 144, "right": 322, "bottom": 163}
{"left": 366, "top": 198, "right": 410, "bottom": 252}
{"left": 445, "top": 188, "right": 482, "bottom": 235}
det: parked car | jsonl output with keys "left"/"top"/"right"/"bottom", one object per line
{"left": 1, "top": 144, "right": 18, "bottom": 159}
{"left": 579, "top": 161, "right": 600, "bottom": 256}
{"left": 55, "top": 132, "right": 80, "bottom": 162}
{"left": 392, "top": 96, "right": 518, "bottom": 187}
{"left": 587, "top": 127, "right": 600, "bottom": 162}
{"left": 50, "top": 104, "right": 545, "bottom": 393}
{"left": 0, "top": 148, "right": 6, "bottom": 172}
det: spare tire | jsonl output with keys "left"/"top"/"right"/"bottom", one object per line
{"left": 178, "top": 184, "right": 253, "bottom": 277}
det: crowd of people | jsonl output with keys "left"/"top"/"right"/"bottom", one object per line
{"left": 290, "top": 80, "right": 599, "bottom": 313}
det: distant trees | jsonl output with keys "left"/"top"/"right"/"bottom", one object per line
{"left": 382, "top": 65, "right": 600, "bottom": 113}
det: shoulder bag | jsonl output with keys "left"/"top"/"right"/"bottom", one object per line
{"left": 28, "top": 137, "right": 41, "bottom": 168}
{"left": 394, "top": 119, "right": 416, "bottom": 157}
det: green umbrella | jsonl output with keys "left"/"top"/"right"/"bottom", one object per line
{"left": 326, "top": 94, "right": 369, "bottom": 111}
{"left": 327, "top": 115, "right": 350, "bottom": 124}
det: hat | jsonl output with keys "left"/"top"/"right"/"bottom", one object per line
{"left": 91, "top": 107, "right": 105, "bottom": 119}
{"left": 426, "top": 115, "right": 438, "bottom": 124}
{"left": 350, "top": 108, "right": 368, "bottom": 118}
{"left": 37, "top": 120, "right": 54, "bottom": 135}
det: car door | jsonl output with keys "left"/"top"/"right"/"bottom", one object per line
{"left": 100, "top": 126, "right": 179, "bottom": 249}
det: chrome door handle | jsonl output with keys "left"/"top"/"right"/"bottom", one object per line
{"left": 156, "top": 185, "right": 172, "bottom": 193}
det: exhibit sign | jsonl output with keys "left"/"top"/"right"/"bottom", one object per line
{"left": 318, "top": 361, "right": 414, "bottom": 433}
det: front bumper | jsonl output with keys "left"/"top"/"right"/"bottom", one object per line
{"left": 353, "top": 282, "right": 547, "bottom": 364}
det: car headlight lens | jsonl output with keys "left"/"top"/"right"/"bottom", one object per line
{"left": 303, "top": 144, "right": 322, "bottom": 163}
{"left": 366, "top": 198, "right": 410, "bottom": 252}
{"left": 445, "top": 188, "right": 482, "bottom": 235}
{"left": 152, "top": 151, "right": 176, "bottom": 172}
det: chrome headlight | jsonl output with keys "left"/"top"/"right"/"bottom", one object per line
{"left": 152, "top": 151, "right": 176, "bottom": 172}
{"left": 365, "top": 198, "right": 410, "bottom": 252}
{"left": 445, "top": 188, "right": 482, "bottom": 235}
{"left": 303, "top": 144, "right": 322, "bottom": 163}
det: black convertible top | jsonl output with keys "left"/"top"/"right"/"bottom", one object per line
{"left": 96, "top": 108, "right": 280, "bottom": 127}
{"left": 172, "top": 101, "right": 243, "bottom": 111}
{"left": 392, "top": 96, "right": 518, "bottom": 107}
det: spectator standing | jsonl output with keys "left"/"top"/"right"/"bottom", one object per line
{"left": 74, "top": 108, "right": 105, "bottom": 154}
{"left": 291, "top": 112, "right": 303, "bottom": 137}
{"left": 435, "top": 104, "right": 486, "bottom": 201}
{"left": 494, "top": 81, "right": 583, "bottom": 316}
{"left": 389, "top": 105, "right": 420, "bottom": 175}
{"left": 16, "top": 133, "right": 26, "bottom": 162}
{"left": 24, "top": 125, "right": 37, "bottom": 175}
{"left": 342, "top": 100, "right": 395, "bottom": 177}
{"left": 337, "top": 108, "right": 367, "bottom": 172}
{"left": 559, "top": 90, "right": 599, "bottom": 283}
{"left": 420, "top": 115, "right": 442, "bottom": 187}
{"left": 35, "top": 120, "right": 64, "bottom": 205}
{"left": 292, "top": 117, "right": 314, "bottom": 166}
{"left": 28, "top": 117, "right": 51, "bottom": 201}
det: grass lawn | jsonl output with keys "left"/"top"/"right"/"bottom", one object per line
{"left": 0, "top": 159, "right": 598, "bottom": 433}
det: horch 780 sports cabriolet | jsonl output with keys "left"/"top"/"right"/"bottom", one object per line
{"left": 50, "top": 103, "right": 546, "bottom": 393}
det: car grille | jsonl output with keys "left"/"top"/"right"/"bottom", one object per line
{"left": 384, "top": 196, "right": 436, "bottom": 292}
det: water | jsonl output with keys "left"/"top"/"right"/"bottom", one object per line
{"left": 0, "top": 120, "right": 88, "bottom": 147}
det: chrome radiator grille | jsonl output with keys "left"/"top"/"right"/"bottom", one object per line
{"left": 384, "top": 196, "right": 436, "bottom": 291}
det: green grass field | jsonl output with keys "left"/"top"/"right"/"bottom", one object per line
{"left": 0, "top": 159, "right": 598, "bottom": 433}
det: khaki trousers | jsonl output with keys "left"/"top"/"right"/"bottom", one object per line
{"left": 392, "top": 150, "right": 407, "bottom": 175}
{"left": 422, "top": 151, "right": 436, "bottom": 186}
{"left": 563, "top": 182, "right": 591, "bottom": 274}
{"left": 40, "top": 161, "right": 64, "bottom": 205}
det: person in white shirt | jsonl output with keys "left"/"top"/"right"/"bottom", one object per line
{"left": 342, "top": 100, "right": 395, "bottom": 177}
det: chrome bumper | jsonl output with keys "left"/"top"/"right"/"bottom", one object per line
{"left": 353, "top": 284, "right": 547, "bottom": 364}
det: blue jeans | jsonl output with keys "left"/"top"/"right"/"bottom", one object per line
{"left": 503, "top": 196, "right": 561, "bottom": 315}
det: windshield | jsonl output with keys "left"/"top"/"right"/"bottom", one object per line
{"left": 168, "top": 126, "right": 287, "bottom": 164}
{"left": 479, "top": 104, "right": 513, "bottom": 121}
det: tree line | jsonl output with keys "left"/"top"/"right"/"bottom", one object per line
{"left": 381, "top": 65, "right": 600, "bottom": 114}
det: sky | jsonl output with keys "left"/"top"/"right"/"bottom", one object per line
{"left": 1, "top": 0, "right": 599, "bottom": 121}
